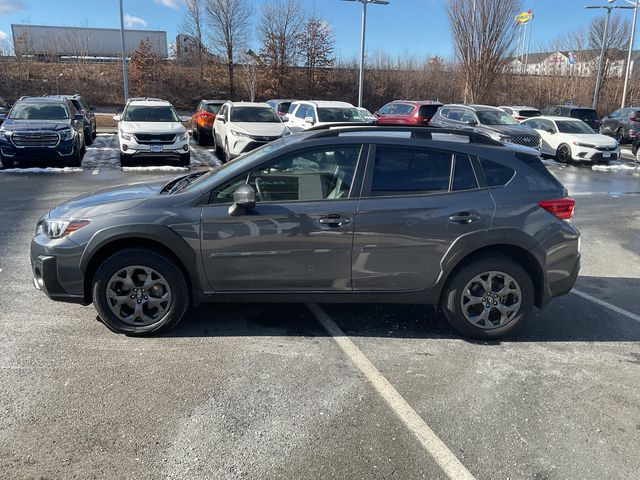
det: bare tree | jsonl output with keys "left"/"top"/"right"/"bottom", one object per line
{"left": 259, "top": 0, "right": 305, "bottom": 96}
{"left": 239, "top": 52, "right": 259, "bottom": 101}
{"left": 299, "top": 16, "right": 335, "bottom": 97}
{"left": 205, "top": 0, "right": 253, "bottom": 99}
{"left": 589, "top": 14, "right": 630, "bottom": 80}
{"left": 182, "top": 0, "right": 206, "bottom": 75}
{"left": 447, "top": 0, "right": 520, "bottom": 103}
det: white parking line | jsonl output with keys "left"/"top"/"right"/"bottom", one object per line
{"left": 572, "top": 289, "right": 640, "bottom": 324}
{"left": 306, "top": 303, "right": 477, "bottom": 480}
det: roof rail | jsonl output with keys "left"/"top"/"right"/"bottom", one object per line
{"left": 302, "top": 124, "right": 502, "bottom": 146}
{"left": 126, "top": 97, "right": 165, "bottom": 103}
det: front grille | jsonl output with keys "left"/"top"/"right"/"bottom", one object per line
{"left": 508, "top": 135, "right": 540, "bottom": 148}
{"left": 596, "top": 146, "right": 617, "bottom": 152}
{"left": 11, "top": 131, "right": 59, "bottom": 148}
{"left": 250, "top": 135, "right": 280, "bottom": 142}
{"left": 134, "top": 133, "right": 176, "bottom": 144}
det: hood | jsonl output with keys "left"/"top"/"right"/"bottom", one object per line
{"left": 0, "top": 119, "right": 72, "bottom": 132}
{"left": 232, "top": 122, "right": 286, "bottom": 136}
{"left": 477, "top": 124, "right": 538, "bottom": 137}
{"left": 564, "top": 133, "right": 618, "bottom": 148}
{"left": 48, "top": 181, "right": 165, "bottom": 219}
{"left": 120, "top": 121, "right": 186, "bottom": 134}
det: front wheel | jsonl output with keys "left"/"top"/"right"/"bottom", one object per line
{"left": 179, "top": 152, "right": 190, "bottom": 167}
{"left": 615, "top": 128, "right": 625, "bottom": 144}
{"left": 67, "top": 146, "right": 82, "bottom": 167}
{"left": 92, "top": 249, "right": 190, "bottom": 335}
{"left": 224, "top": 138, "right": 232, "bottom": 163}
{"left": 440, "top": 256, "right": 534, "bottom": 339}
{"left": 0, "top": 155, "right": 15, "bottom": 169}
{"left": 635, "top": 148, "right": 640, "bottom": 164}
{"left": 213, "top": 130, "right": 222, "bottom": 156}
{"left": 556, "top": 144, "right": 572, "bottom": 163}
{"left": 84, "top": 128, "right": 93, "bottom": 146}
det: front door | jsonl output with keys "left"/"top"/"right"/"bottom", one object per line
{"left": 201, "top": 144, "right": 364, "bottom": 291}
{"left": 352, "top": 144, "right": 494, "bottom": 291}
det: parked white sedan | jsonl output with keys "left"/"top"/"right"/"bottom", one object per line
{"left": 522, "top": 116, "right": 619, "bottom": 164}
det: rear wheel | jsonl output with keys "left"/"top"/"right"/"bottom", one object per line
{"left": 92, "top": 249, "right": 190, "bottom": 335}
{"left": 0, "top": 155, "right": 15, "bottom": 169}
{"left": 556, "top": 144, "right": 572, "bottom": 163}
{"left": 440, "top": 256, "right": 534, "bottom": 339}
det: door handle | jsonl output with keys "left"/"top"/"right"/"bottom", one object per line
{"left": 319, "top": 215, "right": 352, "bottom": 227}
{"left": 449, "top": 212, "right": 481, "bottom": 224}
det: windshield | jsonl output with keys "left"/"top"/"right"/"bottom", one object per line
{"left": 317, "top": 107, "right": 365, "bottom": 123}
{"left": 230, "top": 107, "right": 281, "bottom": 123}
{"left": 203, "top": 103, "right": 222, "bottom": 114}
{"left": 556, "top": 120, "right": 595, "bottom": 134}
{"left": 182, "top": 141, "right": 284, "bottom": 192}
{"left": 9, "top": 103, "right": 69, "bottom": 120}
{"left": 358, "top": 108, "right": 373, "bottom": 117}
{"left": 476, "top": 110, "right": 518, "bottom": 125}
{"left": 277, "top": 102, "right": 292, "bottom": 114}
{"left": 570, "top": 109, "right": 598, "bottom": 121}
{"left": 123, "top": 105, "right": 180, "bottom": 122}
{"left": 519, "top": 110, "right": 540, "bottom": 118}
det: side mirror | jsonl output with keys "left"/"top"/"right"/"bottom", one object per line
{"left": 179, "top": 115, "right": 190, "bottom": 123}
{"left": 113, "top": 114, "right": 121, "bottom": 122}
{"left": 228, "top": 184, "right": 256, "bottom": 216}
{"left": 465, "top": 120, "right": 477, "bottom": 127}
{"left": 73, "top": 113, "right": 84, "bottom": 121}
{"left": 217, "top": 114, "right": 226, "bottom": 123}
{"left": 282, "top": 114, "right": 289, "bottom": 122}
{"left": 90, "top": 105, "right": 96, "bottom": 111}
{"left": 304, "top": 116, "right": 315, "bottom": 125}
{"left": 546, "top": 128, "right": 555, "bottom": 134}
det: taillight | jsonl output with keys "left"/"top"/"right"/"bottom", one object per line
{"left": 197, "top": 112, "right": 213, "bottom": 127}
{"left": 538, "top": 197, "right": 575, "bottom": 220}
{"left": 631, "top": 116, "right": 639, "bottom": 122}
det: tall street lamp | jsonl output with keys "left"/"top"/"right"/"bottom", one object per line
{"left": 586, "top": 1, "right": 634, "bottom": 110}
{"left": 342, "top": 0, "right": 390, "bottom": 108}
{"left": 119, "top": 0, "right": 130, "bottom": 101}
{"left": 621, "top": 0, "right": 639, "bottom": 108}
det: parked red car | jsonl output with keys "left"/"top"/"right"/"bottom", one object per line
{"left": 191, "top": 99, "right": 226, "bottom": 145}
{"left": 374, "top": 100, "right": 443, "bottom": 126}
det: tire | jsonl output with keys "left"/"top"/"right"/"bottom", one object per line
{"left": 636, "top": 148, "right": 640, "bottom": 164}
{"left": 119, "top": 152, "right": 130, "bottom": 167}
{"left": 224, "top": 138, "right": 232, "bottom": 163}
{"left": 440, "top": 256, "right": 534, "bottom": 339}
{"left": 556, "top": 143, "right": 572, "bottom": 164}
{"left": 615, "top": 128, "right": 625, "bottom": 144}
{"left": 0, "top": 155, "right": 15, "bottom": 169}
{"left": 179, "top": 152, "right": 191, "bottom": 167}
{"left": 213, "top": 130, "right": 222, "bottom": 155}
{"left": 84, "top": 128, "right": 93, "bottom": 146}
{"left": 92, "top": 248, "right": 190, "bottom": 335}
{"left": 197, "top": 128, "right": 206, "bottom": 146}
{"left": 67, "top": 146, "right": 82, "bottom": 167}
{"left": 192, "top": 126, "right": 198, "bottom": 140}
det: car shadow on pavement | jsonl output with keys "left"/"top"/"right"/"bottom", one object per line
{"left": 164, "top": 276, "right": 640, "bottom": 343}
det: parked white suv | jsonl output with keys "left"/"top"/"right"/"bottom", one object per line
{"left": 286, "top": 100, "right": 366, "bottom": 132}
{"left": 114, "top": 98, "right": 190, "bottom": 166}
{"left": 213, "top": 102, "right": 288, "bottom": 162}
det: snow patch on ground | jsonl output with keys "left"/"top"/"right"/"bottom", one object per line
{"left": 0, "top": 167, "right": 83, "bottom": 173}
{"left": 122, "top": 166, "right": 189, "bottom": 172}
{"left": 592, "top": 163, "right": 639, "bottom": 171}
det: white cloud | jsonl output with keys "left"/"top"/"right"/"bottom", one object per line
{"left": 0, "top": 0, "right": 26, "bottom": 15}
{"left": 124, "top": 14, "right": 148, "bottom": 28}
{"left": 0, "top": 30, "right": 8, "bottom": 41}
{"left": 153, "top": 0, "right": 179, "bottom": 9}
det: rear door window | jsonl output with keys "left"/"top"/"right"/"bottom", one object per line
{"left": 369, "top": 145, "right": 453, "bottom": 196}
{"left": 452, "top": 155, "right": 478, "bottom": 191}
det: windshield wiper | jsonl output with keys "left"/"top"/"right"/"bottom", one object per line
{"left": 165, "top": 171, "right": 206, "bottom": 195}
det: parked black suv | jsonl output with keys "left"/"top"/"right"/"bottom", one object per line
{"left": 0, "top": 96, "right": 86, "bottom": 168}
{"left": 31, "top": 125, "right": 580, "bottom": 339}
{"left": 541, "top": 105, "right": 601, "bottom": 131}
{"left": 431, "top": 104, "right": 541, "bottom": 150}
{"left": 599, "top": 106, "right": 640, "bottom": 143}
{"left": 48, "top": 94, "right": 97, "bottom": 145}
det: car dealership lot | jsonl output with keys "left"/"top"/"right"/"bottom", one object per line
{"left": 0, "top": 142, "right": 639, "bottom": 479}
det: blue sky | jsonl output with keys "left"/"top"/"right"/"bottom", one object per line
{"left": 0, "top": 0, "right": 635, "bottom": 58}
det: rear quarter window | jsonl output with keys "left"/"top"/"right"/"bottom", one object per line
{"left": 480, "top": 159, "right": 515, "bottom": 187}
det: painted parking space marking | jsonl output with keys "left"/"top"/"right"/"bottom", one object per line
{"left": 306, "top": 303, "right": 477, "bottom": 480}
{"left": 572, "top": 289, "right": 640, "bottom": 324}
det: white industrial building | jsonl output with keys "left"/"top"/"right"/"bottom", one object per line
{"left": 507, "top": 49, "right": 640, "bottom": 77}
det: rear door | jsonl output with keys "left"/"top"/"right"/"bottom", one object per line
{"left": 352, "top": 143, "right": 494, "bottom": 291}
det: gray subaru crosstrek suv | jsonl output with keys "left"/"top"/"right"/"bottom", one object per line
{"left": 31, "top": 126, "right": 581, "bottom": 339}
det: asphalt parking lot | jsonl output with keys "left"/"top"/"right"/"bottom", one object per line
{"left": 1, "top": 137, "right": 639, "bottom": 479}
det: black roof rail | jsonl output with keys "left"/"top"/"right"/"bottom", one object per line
{"left": 301, "top": 124, "right": 502, "bottom": 146}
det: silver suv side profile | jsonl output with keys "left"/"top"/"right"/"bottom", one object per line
{"left": 31, "top": 126, "right": 580, "bottom": 339}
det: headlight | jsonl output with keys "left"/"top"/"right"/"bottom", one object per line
{"left": 180, "top": 132, "right": 189, "bottom": 141}
{"left": 59, "top": 129, "right": 74, "bottom": 141}
{"left": 486, "top": 131, "right": 510, "bottom": 142}
{"left": 230, "top": 129, "right": 250, "bottom": 138}
{"left": 120, "top": 131, "right": 133, "bottom": 141}
{"left": 572, "top": 141, "right": 596, "bottom": 148}
{"left": 2, "top": 130, "right": 12, "bottom": 139}
{"left": 39, "top": 219, "right": 91, "bottom": 239}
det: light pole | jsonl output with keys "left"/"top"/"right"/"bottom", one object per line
{"left": 586, "top": 1, "right": 634, "bottom": 110}
{"left": 119, "top": 0, "right": 129, "bottom": 101}
{"left": 621, "top": 0, "right": 639, "bottom": 107}
{"left": 342, "top": 0, "right": 390, "bottom": 108}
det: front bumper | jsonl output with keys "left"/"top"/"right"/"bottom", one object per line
{"left": 228, "top": 135, "right": 282, "bottom": 157}
{"left": 118, "top": 133, "right": 189, "bottom": 157}
{"left": 0, "top": 138, "right": 76, "bottom": 160}
{"left": 31, "top": 233, "right": 88, "bottom": 304}
{"left": 572, "top": 146, "right": 619, "bottom": 162}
